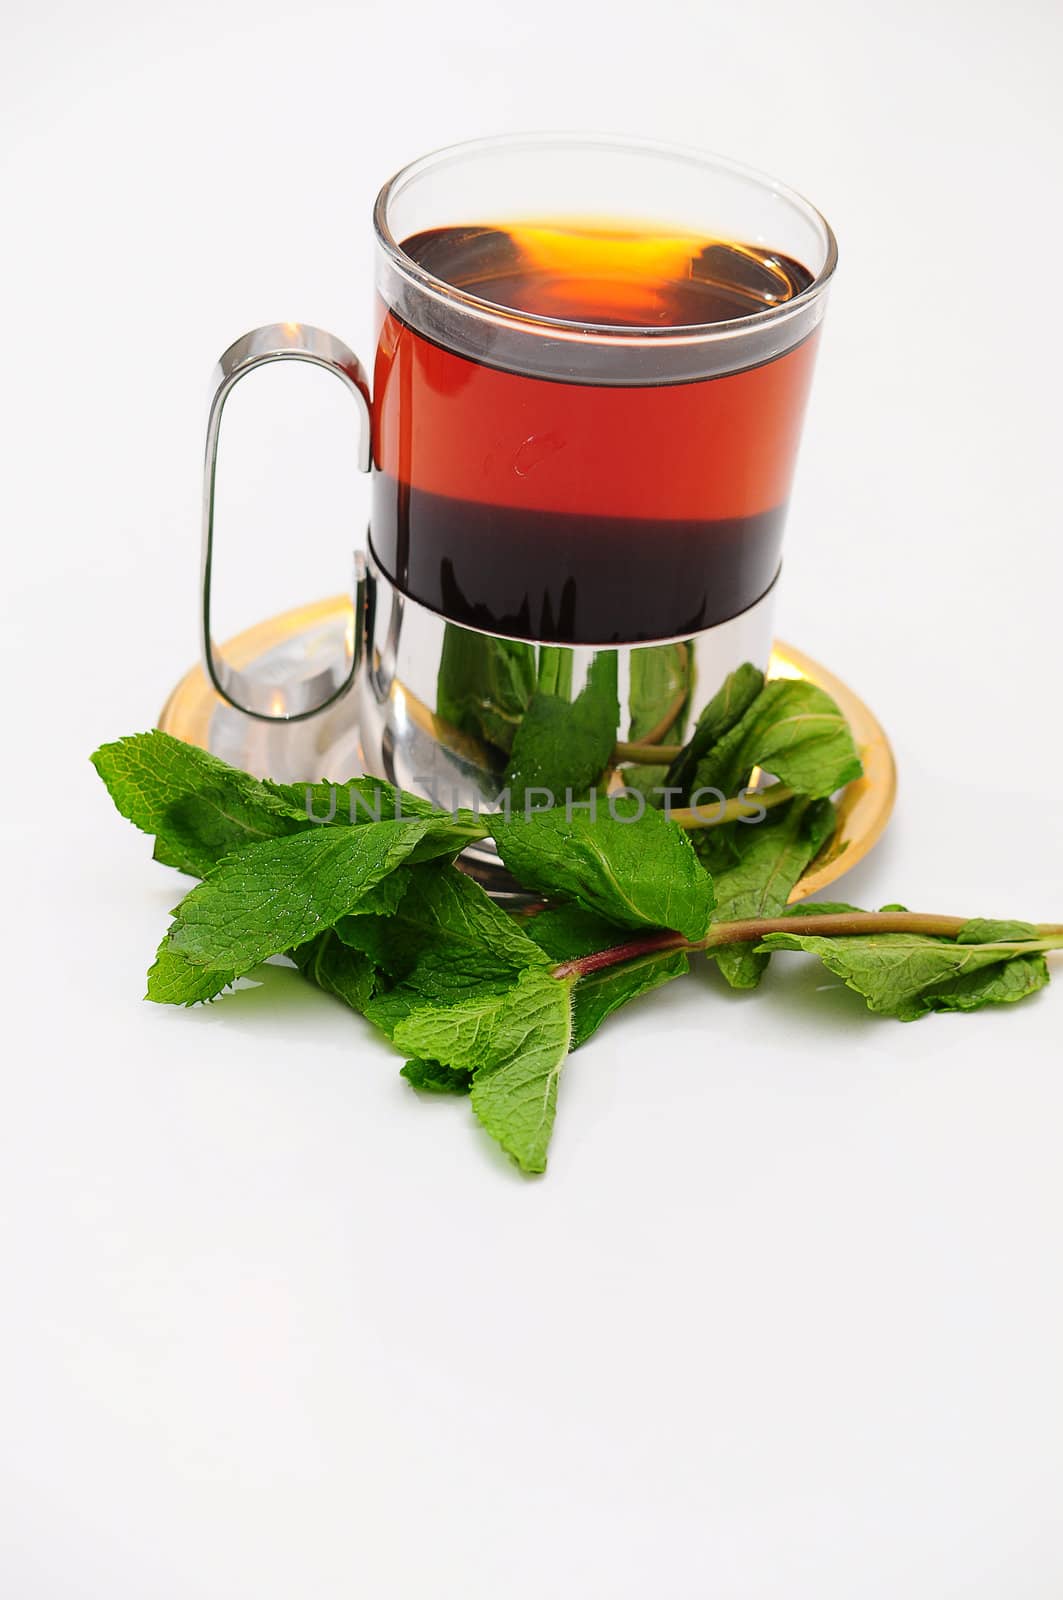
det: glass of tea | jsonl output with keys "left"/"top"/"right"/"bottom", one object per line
{"left": 200, "top": 135, "right": 836, "bottom": 834}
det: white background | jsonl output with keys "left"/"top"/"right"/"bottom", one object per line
{"left": 3, "top": 1, "right": 1063, "bottom": 1594}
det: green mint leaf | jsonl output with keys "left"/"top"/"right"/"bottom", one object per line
{"left": 664, "top": 663, "right": 765, "bottom": 798}
{"left": 334, "top": 869, "right": 412, "bottom": 919}
{"left": 290, "top": 930, "right": 377, "bottom": 1013}
{"left": 92, "top": 730, "right": 310, "bottom": 878}
{"left": 368, "top": 959, "right": 519, "bottom": 1027}
{"left": 687, "top": 818, "right": 741, "bottom": 877}
{"left": 403, "top": 820, "right": 490, "bottom": 864}
{"left": 523, "top": 904, "right": 631, "bottom": 960}
{"left": 689, "top": 679, "right": 863, "bottom": 802}
{"left": 149, "top": 821, "right": 431, "bottom": 1004}
{"left": 916, "top": 952, "right": 1050, "bottom": 1011}
{"left": 264, "top": 777, "right": 487, "bottom": 859}
{"left": 784, "top": 900, "right": 864, "bottom": 916}
{"left": 493, "top": 804, "right": 714, "bottom": 942}
{"left": 266, "top": 775, "right": 433, "bottom": 823}
{"left": 568, "top": 950, "right": 689, "bottom": 1047}
{"left": 145, "top": 944, "right": 237, "bottom": 1006}
{"left": 435, "top": 625, "right": 536, "bottom": 756}
{"left": 956, "top": 919, "right": 1041, "bottom": 943}
{"left": 390, "top": 984, "right": 522, "bottom": 1069}
{"left": 338, "top": 861, "right": 550, "bottom": 983}
{"left": 528, "top": 905, "right": 689, "bottom": 1046}
{"left": 502, "top": 649, "right": 619, "bottom": 806}
{"left": 469, "top": 970, "right": 576, "bottom": 1173}
{"left": 628, "top": 641, "right": 693, "bottom": 744}
{"left": 388, "top": 968, "right": 576, "bottom": 1172}
{"left": 756, "top": 919, "right": 1056, "bottom": 1020}
{"left": 363, "top": 986, "right": 432, "bottom": 1039}
{"left": 355, "top": 862, "right": 550, "bottom": 1042}
{"left": 708, "top": 798, "right": 836, "bottom": 989}
{"left": 400, "top": 1058, "right": 473, "bottom": 1095}
{"left": 366, "top": 967, "right": 525, "bottom": 1044}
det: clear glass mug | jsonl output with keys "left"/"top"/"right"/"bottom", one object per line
{"left": 201, "top": 133, "right": 836, "bottom": 822}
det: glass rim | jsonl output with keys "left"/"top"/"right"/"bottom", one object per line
{"left": 372, "top": 131, "right": 838, "bottom": 348}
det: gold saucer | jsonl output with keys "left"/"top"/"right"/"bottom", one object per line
{"left": 158, "top": 598, "right": 896, "bottom": 901}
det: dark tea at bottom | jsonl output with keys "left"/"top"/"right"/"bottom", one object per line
{"left": 372, "top": 220, "right": 819, "bottom": 643}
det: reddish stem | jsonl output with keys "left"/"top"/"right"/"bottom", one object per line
{"left": 550, "top": 912, "right": 1063, "bottom": 983}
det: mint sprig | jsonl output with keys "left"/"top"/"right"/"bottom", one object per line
{"left": 93, "top": 682, "right": 1063, "bottom": 1175}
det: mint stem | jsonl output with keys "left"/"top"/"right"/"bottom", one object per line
{"left": 613, "top": 739, "right": 684, "bottom": 765}
{"left": 551, "top": 929, "right": 689, "bottom": 979}
{"left": 599, "top": 773, "right": 796, "bottom": 828}
{"left": 670, "top": 783, "right": 795, "bottom": 830}
{"left": 550, "top": 913, "right": 1063, "bottom": 982}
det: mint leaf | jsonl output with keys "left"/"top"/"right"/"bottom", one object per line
{"left": 469, "top": 970, "right": 576, "bottom": 1173}
{"left": 363, "top": 986, "right": 439, "bottom": 1039}
{"left": 528, "top": 905, "right": 689, "bottom": 1046}
{"left": 338, "top": 862, "right": 550, "bottom": 984}
{"left": 783, "top": 900, "right": 864, "bottom": 916}
{"left": 144, "top": 944, "right": 237, "bottom": 1006}
{"left": 264, "top": 780, "right": 483, "bottom": 870}
{"left": 502, "top": 649, "right": 619, "bottom": 806}
{"left": 400, "top": 1058, "right": 473, "bottom": 1095}
{"left": 391, "top": 984, "right": 523, "bottom": 1068}
{"left": 264, "top": 775, "right": 430, "bottom": 823}
{"left": 149, "top": 821, "right": 431, "bottom": 1003}
{"left": 264, "top": 777, "right": 487, "bottom": 860}
{"left": 708, "top": 798, "right": 836, "bottom": 989}
{"left": 368, "top": 958, "right": 518, "bottom": 1026}
{"left": 664, "top": 663, "right": 765, "bottom": 798}
{"left": 389, "top": 967, "right": 577, "bottom": 1172}
{"left": 493, "top": 804, "right": 714, "bottom": 941}
{"left": 291, "top": 930, "right": 377, "bottom": 1013}
{"left": 569, "top": 948, "right": 689, "bottom": 1046}
{"left": 917, "top": 952, "right": 1051, "bottom": 1011}
{"left": 689, "top": 679, "right": 863, "bottom": 802}
{"left": 436, "top": 625, "right": 536, "bottom": 756}
{"left": 629, "top": 641, "right": 692, "bottom": 744}
{"left": 356, "top": 863, "right": 550, "bottom": 1041}
{"left": 91, "top": 735, "right": 485, "bottom": 882}
{"left": 335, "top": 869, "right": 412, "bottom": 919}
{"left": 757, "top": 919, "right": 1055, "bottom": 1020}
{"left": 92, "top": 730, "right": 310, "bottom": 877}
{"left": 957, "top": 919, "right": 1042, "bottom": 943}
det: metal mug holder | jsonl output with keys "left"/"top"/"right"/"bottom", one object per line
{"left": 202, "top": 323, "right": 371, "bottom": 722}
{"left": 200, "top": 322, "right": 779, "bottom": 835}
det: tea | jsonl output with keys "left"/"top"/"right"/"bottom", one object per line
{"left": 372, "top": 220, "right": 818, "bottom": 644}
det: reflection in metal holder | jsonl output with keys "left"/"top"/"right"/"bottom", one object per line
{"left": 356, "top": 548, "right": 778, "bottom": 882}
{"left": 159, "top": 560, "right": 896, "bottom": 901}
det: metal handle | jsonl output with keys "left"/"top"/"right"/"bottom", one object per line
{"left": 201, "top": 322, "right": 372, "bottom": 721}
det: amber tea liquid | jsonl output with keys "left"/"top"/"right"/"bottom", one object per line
{"left": 372, "top": 221, "right": 818, "bottom": 644}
